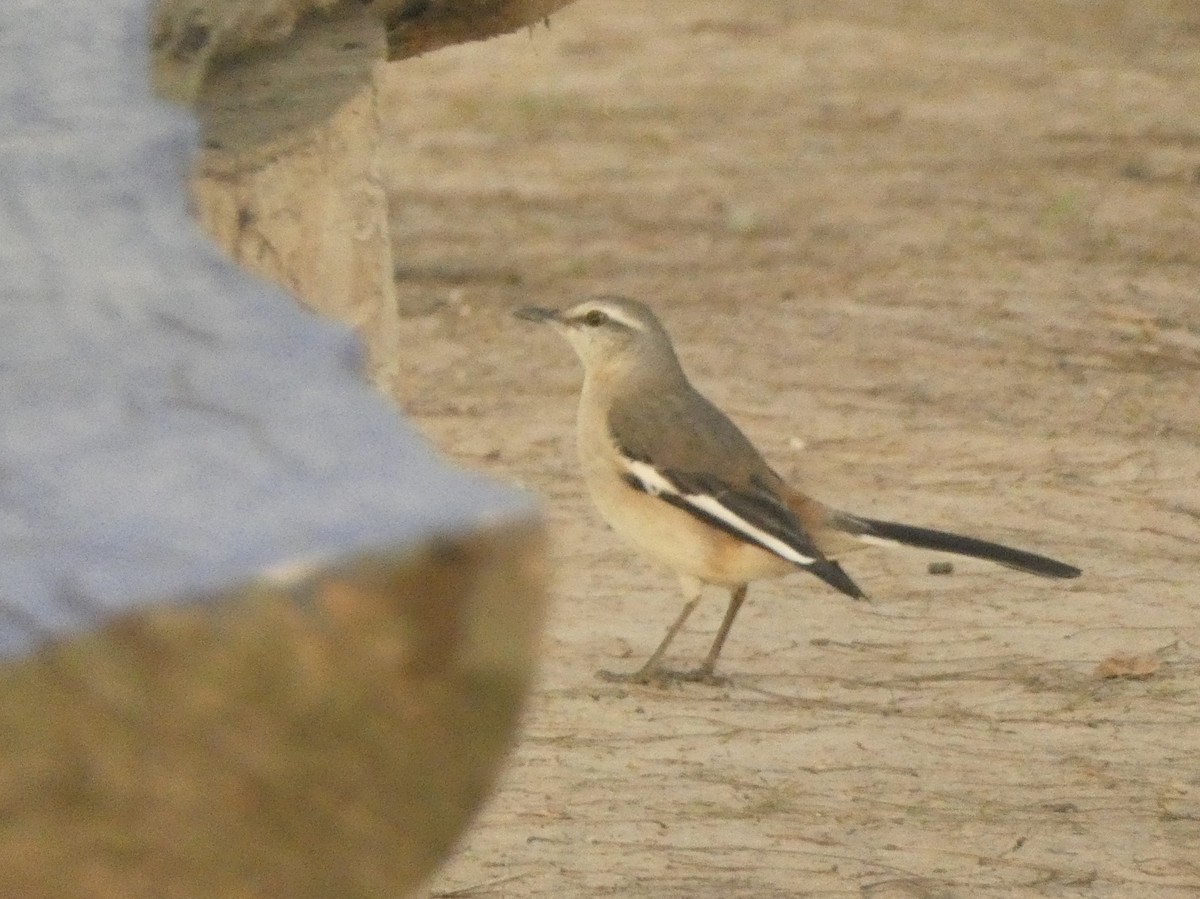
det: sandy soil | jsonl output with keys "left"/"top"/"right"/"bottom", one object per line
{"left": 378, "top": 2, "right": 1200, "bottom": 895}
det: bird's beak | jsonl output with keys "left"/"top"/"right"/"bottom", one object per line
{"left": 514, "top": 306, "right": 560, "bottom": 324}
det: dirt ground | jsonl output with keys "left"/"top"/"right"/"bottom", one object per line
{"left": 377, "top": 2, "right": 1200, "bottom": 896}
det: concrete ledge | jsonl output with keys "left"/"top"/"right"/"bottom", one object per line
{"left": 151, "top": 0, "right": 580, "bottom": 102}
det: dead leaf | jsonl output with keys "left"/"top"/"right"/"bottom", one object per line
{"left": 1095, "top": 652, "right": 1160, "bottom": 680}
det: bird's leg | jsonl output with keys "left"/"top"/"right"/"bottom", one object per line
{"left": 598, "top": 576, "right": 703, "bottom": 684}
{"left": 677, "top": 583, "right": 748, "bottom": 684}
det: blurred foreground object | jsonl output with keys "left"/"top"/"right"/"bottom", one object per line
{"left": 0, "top": 2, "right": 548, "bottom": 896}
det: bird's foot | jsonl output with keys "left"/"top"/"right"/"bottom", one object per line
{"left": 596, "top": 666, "right": 658, "bottom": 685}
{"left": 673, "top": 666, "right": 731, "bottom": 687}
{"left": 596, "top": 665, "right": 730, "bottom": 687}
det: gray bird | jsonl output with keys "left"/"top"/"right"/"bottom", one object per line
{"left": 516, "top": 296, "right": 1080, "bottom": 684}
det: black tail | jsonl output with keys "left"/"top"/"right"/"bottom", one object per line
{"left": 844, "top": 515, "right": 1081, "bottom": 579}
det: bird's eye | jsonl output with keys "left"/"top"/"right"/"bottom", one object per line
{"left": 582, "top": 309, "right": 608, "bottom": 327}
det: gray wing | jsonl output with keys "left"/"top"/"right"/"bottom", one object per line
{"left": 607, "top": 386, "right": 868, "bottom": 599}
{"left": 607, "top": 385, "right": 777, "bottom": 488}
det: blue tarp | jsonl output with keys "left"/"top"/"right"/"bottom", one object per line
{"left": 0, "top": 1, "right": 533, "bottom": 656}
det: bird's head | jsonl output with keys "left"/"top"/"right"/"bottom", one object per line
{"left": 514, "top": 295, "right": 678, "bottom": 378}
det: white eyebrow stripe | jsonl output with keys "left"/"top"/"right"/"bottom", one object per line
{"left": 623, "top": 458, "right": 817, "bottom": 566}
{"left": 592, "top": 306, "right": 645, "bottom": 331}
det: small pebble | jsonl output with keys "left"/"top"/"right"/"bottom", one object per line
{"left": 928, "top": 561, "right": 954, "bottom": 575}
